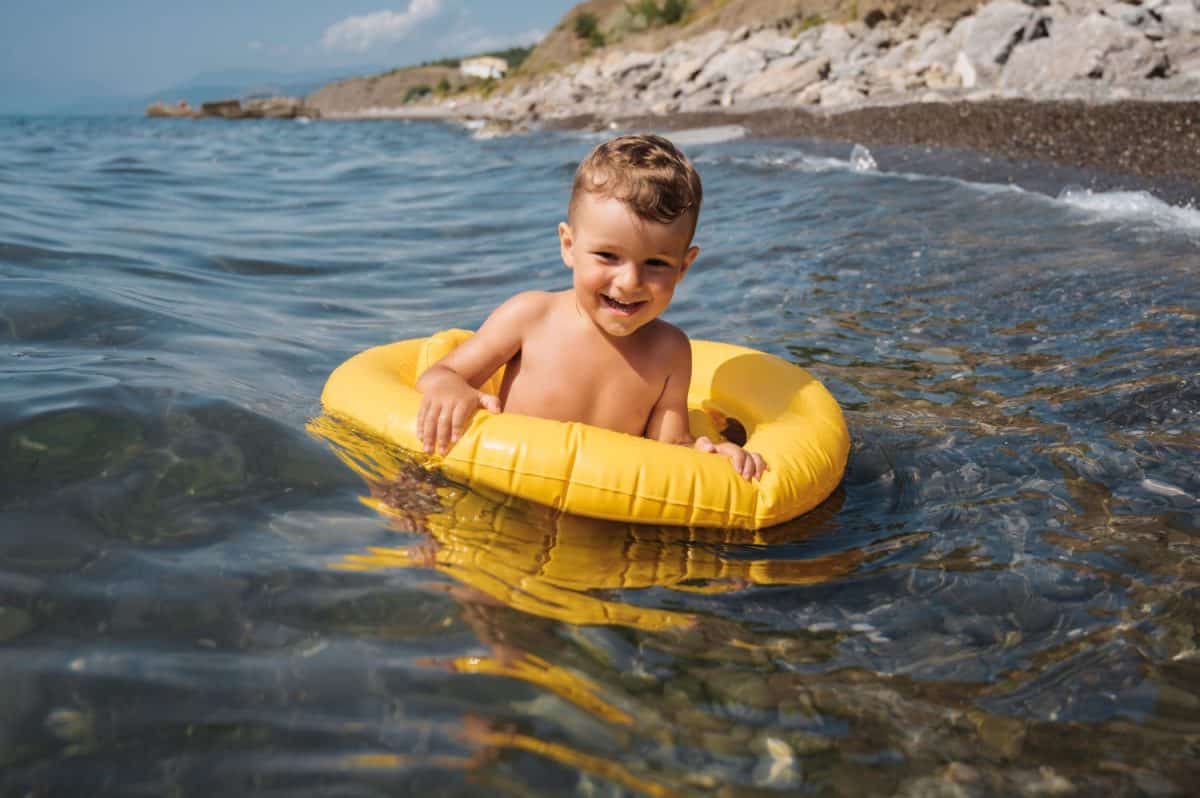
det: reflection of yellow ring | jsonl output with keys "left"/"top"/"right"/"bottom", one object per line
{"left": 320, "top": 329, "right": 848, "bottom": 529}
{"left": 310, "top": 418, "right": 860, "bottom": 630}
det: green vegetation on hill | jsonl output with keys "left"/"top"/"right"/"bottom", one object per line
{"left": 574, "top": 12, "right": 606, "bottom": 47}
{"left": 416, "top": 45, "right": 535, "bottom": 71}
{"left": 573, "top": 2, "right": 689, "bottom": 49}
{"left": 353, "top": 43, "right": 537, "bottom": 106}
{"left": 487, "top": 46, "right": 536, "bottom": 70}
{"left": 625, "top": 0, "right": 690, "bottom": 27}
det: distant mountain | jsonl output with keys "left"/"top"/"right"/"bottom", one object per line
{"left": 39, "top": 65, "right": 388, "bottom": 116}
{"left": 144, "top": 66, "right": 387, "bottom": 105}
{"left": 0, "top": 74, "right": 123, "bottom": 115}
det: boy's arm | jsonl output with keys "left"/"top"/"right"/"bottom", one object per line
{"left": 415, "top": 292, "right": 544, "bottom": 454}
{"left": 644, "top": 331, "right": 767, "bottom": 481}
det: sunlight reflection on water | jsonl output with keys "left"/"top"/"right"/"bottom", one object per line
{"left": 0, "top": 116, "right": 1197, "bottom": 796}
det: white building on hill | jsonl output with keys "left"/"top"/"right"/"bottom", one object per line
{"left": 460, "top": 56, "right": 508, "bottom": 80}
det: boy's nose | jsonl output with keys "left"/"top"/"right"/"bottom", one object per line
{"left": 614, "top": 263, "right": 643, "bottom": 290}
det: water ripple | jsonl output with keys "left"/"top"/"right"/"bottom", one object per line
{"left": 0, "top": 116, "right": 1197, "bottom": 796}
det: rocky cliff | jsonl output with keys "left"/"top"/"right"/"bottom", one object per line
{"left": 307, "top": 65, "right": 465, "bottom": 117}
{"left": 307, "top": 1, "right": 985, "bottom": 117}
{"left": 306, "top": 0, "right": 1199, "bottom": 130}
{"left": 517, "top": 0, "right": 983, "bottom": 77}
{"left": 470, "top": 0, "right": 1199, "bottom": 130}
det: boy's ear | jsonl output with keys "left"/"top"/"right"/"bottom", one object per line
{"left": 678, "top": 245, "right": 700, "bottom": 280}
{"left": 558, "top": 222, "right": 574, "bottom": 268}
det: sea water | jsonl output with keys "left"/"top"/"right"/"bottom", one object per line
{"left": 1, "top": 115, "right": 1197, "bottom": 796}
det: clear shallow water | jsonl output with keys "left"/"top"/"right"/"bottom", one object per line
{"left": 1, "top": 115, "right": 1198, "bottom": 796}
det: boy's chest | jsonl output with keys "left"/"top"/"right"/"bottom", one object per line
{"left": 504, "top": 331, "right": 668, "bottom": 433}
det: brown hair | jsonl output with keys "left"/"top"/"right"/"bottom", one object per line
{"left": 569, "top": 133, "right": 703, "bottom": 236}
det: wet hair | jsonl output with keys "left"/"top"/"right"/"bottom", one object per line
{"left": 569, "top": 133, "right": 703, "bottom": 238}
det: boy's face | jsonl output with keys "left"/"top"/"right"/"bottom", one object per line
{"left": 559, "top": 192, "right": 699, "bottom": 339}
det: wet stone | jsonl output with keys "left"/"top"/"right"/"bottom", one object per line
{"left": 0, "top": 607, "right": 33, "bottom": 641}
{"left": 704, "top": 671, "right": 775, "bottom": 710}
{"left": 967, "top": 709, "right": 1026, "bottom": 759}
{"left": 700, "top": 729, "right": 754, "bottom": 757}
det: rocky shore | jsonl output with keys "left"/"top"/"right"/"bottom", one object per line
{"left": 480, "top": 1, "right": 1197, "bottom": 119}
{"left": 565, "top": 98, "right": 1200, "bottom": 187}
{"left": 146, "top": 96, "right": 318, "bottom": 120}
{"left": 390, "top": 0, "right": 1200, "bottom": 188}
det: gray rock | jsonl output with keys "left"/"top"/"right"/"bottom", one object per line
{"left": 820, "top": 80, "right": 869, "bottom": 106}
{"left": 630, "top": 67, "right": 664, "bottom": 91}
{"left": 738, "top": 56, "right": 831, "bottom": 100}
{"left": 677, "top": 86, "right": 723, "bottom": 111}
{"left": 908, "top": 20, "right": 965, "bottom": 76}
{"left": 539, "top": 77, "right": 581, "bottom": 108}
{"left": 955, "top": 51, "right": 981, "bottom": 88}
{"left": 602, "top": 50, "right": 660, "bottom": 80}
{"left": 667, "top": 30, "right": 732, "bottom": 85}
{"left": 1165, "top": 35, "right": 1200, "bottom": 77}
{"left": 1000, "top": 37, "right": 1067, "bottom": 89}
{"left": 923, "top": 62, "right": 964, "bottom": 90}
{"left": 200, "top": 99, "right": 243, "bottom": 118}
{"left": 243, "top": 96, "right": 315, "bottom": 119}
{"left": 1159, "top": 0, "right": 1200, "bottom": 35}
{"left": 797, "top": 82, "right": 824, "bottom": 105}
{"left": 958, "top": 1, "right": 1036, "bottom": 81}
{"left": 695, "top": 43, "right": 768, "bottom": 87}
{"left": 146, "top": 100, "right": 198, "bottom": 118}
{"left": 790, "top": 26, "right": 825, "bottom": 60}
{"left": 744, "top": 28, "right": 802, "bottom": 60}
{"left": 817, "top": 24, "right": 857, "bottom": 59}
{"left": 1002, "top": 12, "right": 1162, "bottom": 87}
{"left": 1104, "top": 2, "right": 1154, "bottom": 28}
{"left": 858, "top": 25, "right": 899, "bottom": 57}
{"left": 834, "top": 26, "right": 898, "bottom": 80}
{"left": 871, "top": 37, "right": 922, "bottom": 76}
{"left": 572, "top": 62, "right": 602, "bottom": 91}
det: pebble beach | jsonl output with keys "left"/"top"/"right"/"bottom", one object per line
{"left": 313, "top": 0, "right": 1200, "bottom": 199}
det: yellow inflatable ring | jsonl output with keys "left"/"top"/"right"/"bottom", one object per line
{"left": 319, "top": 329, "right": 849, "bottom": 529}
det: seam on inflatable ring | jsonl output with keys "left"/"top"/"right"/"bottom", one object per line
{"left": 442, "top": 455, "right": 767, "bottom": 523}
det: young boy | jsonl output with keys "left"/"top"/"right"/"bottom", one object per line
{"left": 415, "top": 134, "right": 766, "bottom": 480}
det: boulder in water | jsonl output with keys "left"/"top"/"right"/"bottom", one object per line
{"left": 145, "top": 100, "right": 198, "bottom": 118}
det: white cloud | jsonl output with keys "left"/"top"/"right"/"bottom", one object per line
{"left": 322, "top": 0, "right": 445, "bottom": 53}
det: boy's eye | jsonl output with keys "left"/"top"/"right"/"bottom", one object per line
{"left": 594, "top": 251, "right": 617, "bottom": 262}
{"left": 646, "top": 259, "right": 671, "bottom": 269}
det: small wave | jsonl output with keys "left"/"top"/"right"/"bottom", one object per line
{"left": 1056, "top": 187, "right": 1200, "bottom": 234}
{"left": 202, "top": 255, "right": 325, "bottom": 278}
{"left": 730, "top": 148, "right": 1200, "bottom": 235}
{"left": 0, "top": 279, "right": 158, "bottom": 345}
{"left": 96, "top": 156, "right": 170, "bottom": 177}
{"left": 849, "top": 144, "right": 877, "bottom": 173}
{"left": 664, "top": 125, "right": 748, "bottom": 146}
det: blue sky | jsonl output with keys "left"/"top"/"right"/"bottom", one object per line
{"left": 0, "top": 0, "right": 576, "bottom": 110}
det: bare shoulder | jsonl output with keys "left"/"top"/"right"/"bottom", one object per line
{"left": 492, "top": 290, "right": 557, "bottom": 322}
{"left": 641, "top": 320, "right": 692, "bottom": 369}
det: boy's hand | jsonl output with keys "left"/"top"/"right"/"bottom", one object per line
{"left": 694, "top": 436, "right": 768, "bottom": 481}
{"left": 416, "top": 382, "right": 501, "bottom": 455}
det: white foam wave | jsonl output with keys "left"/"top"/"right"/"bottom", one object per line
{"left": 728, "top": 147, "right": 1200, "bottom": 237}
{"left": 849, "top": 144, "right": 877, "bottom": 172}
{"left": 739, "top": 151, "right": 855, "bottom": 173}
{"left": 1056, "top": 187, "right": 1200, "bottom": 233}
{"left": 662, "top": 125, "right": 748, "bottom": 146}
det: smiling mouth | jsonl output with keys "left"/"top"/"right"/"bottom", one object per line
{"left": 601, "top": 294, "right": 647, "bottom": 315}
